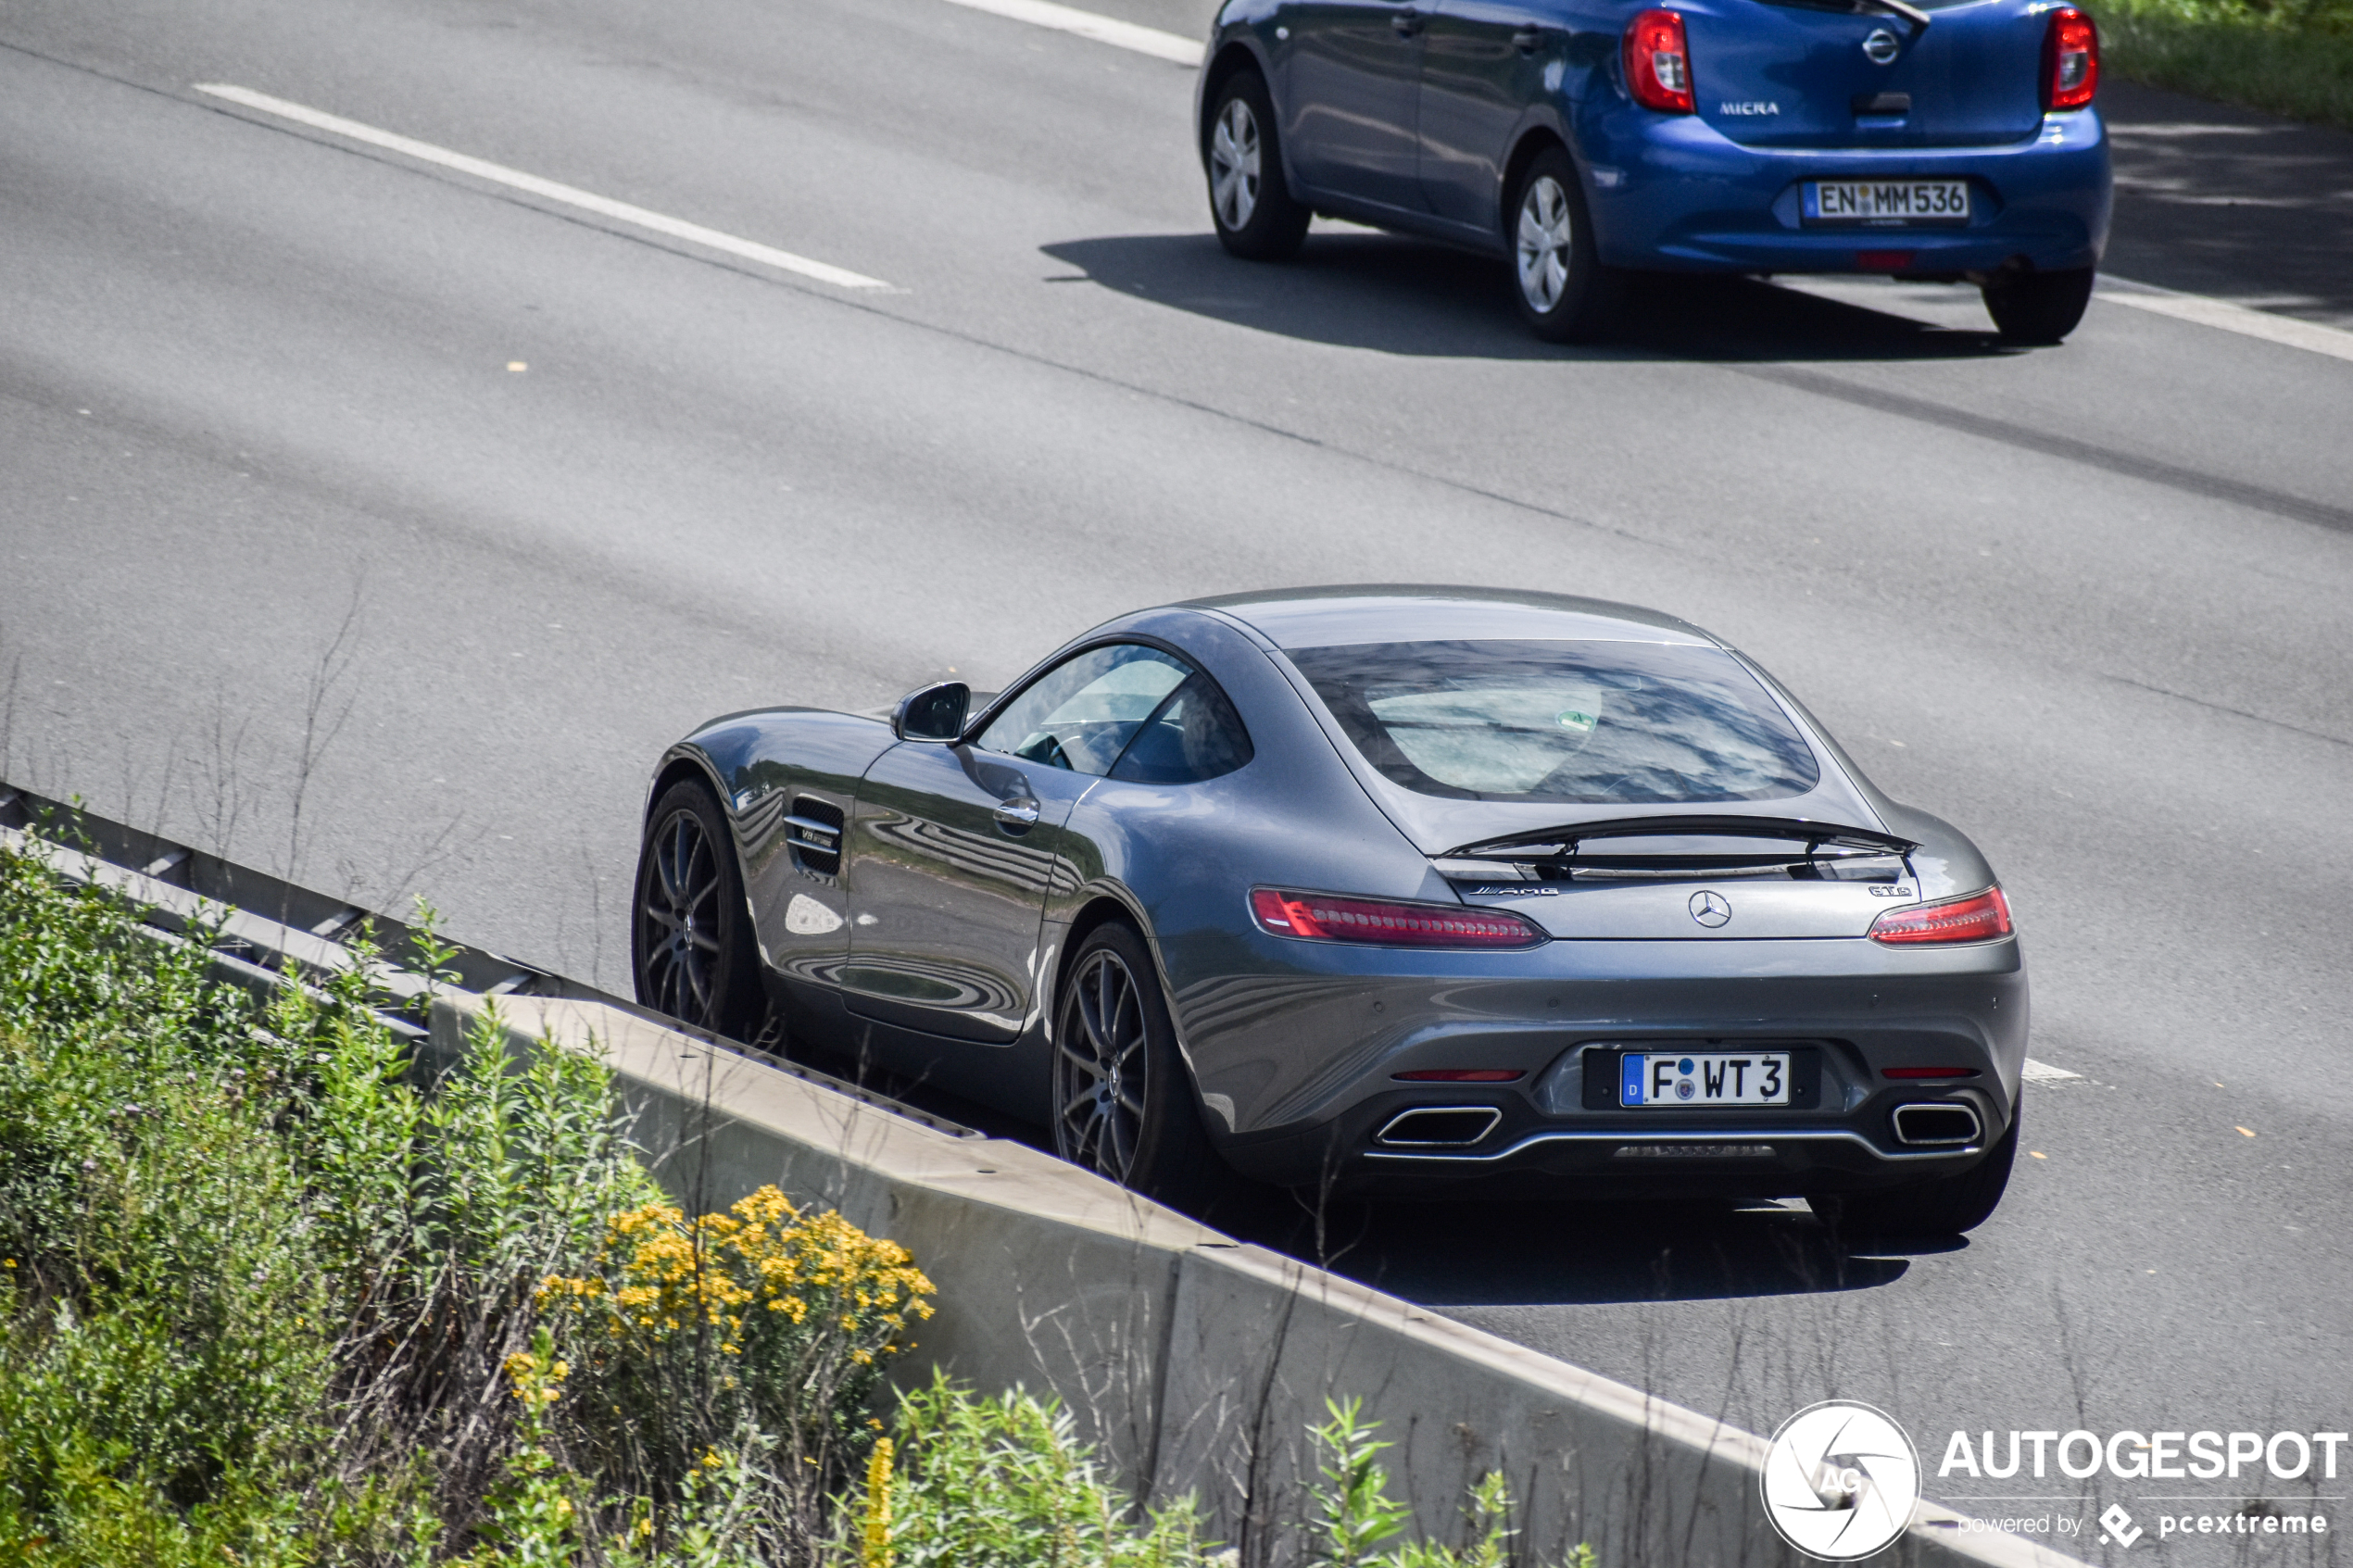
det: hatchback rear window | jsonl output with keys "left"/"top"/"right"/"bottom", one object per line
{"left": 1285, "top": 639, "right": 1820, "bottom": 805}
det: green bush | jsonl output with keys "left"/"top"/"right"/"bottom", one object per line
{"left": 2095, "top": 0, "right": 2353, "bottom": 132}
{"left": 841, "top": 1380, "right": 1598, "bottom": 1568}
{"left": 0, "top": 825, "right": 1602, "bottom": 1568}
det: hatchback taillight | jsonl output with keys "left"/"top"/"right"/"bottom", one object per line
{"left": 2044, "top": 8, "right": 2098, "bottom": 110}
{"left": 1249, "top": 888, "right": 1547, "bottom": 949}
{"left": 1869, "top": 886, "right": 2014, "bottom": 946}
{"left": 1624, "top": 9, "right": 1695, "bottom": 114}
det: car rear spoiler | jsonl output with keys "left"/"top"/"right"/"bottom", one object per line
{"left": 1442, "top": 814, "right": 1918, "bottom": 862}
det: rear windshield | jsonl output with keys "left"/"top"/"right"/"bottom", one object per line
{"left": 1285, "top": 639, "right": 1821, "bottom": 805}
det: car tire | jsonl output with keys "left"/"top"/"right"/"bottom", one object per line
{"left": 1508, "top": 146, "right": 1623, "bottom": 343}
{"left": 1204, "top": 68, "right": 1310, "bottom": 262}
{"left": 1052, "top": 922, "right": 1234, "bottom": 1210}
{"left": 632, "top": 778, "right": 764, "bottom": 1039}
{"left": 1982, "top": 267, "right": 2095, "bottom": 344}
{"left": 1821, "top": 1098, "right": 2021, "bottom": 1237}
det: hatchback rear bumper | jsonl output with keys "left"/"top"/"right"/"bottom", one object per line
{"left": 1579, "top": 107, "right": 2111, "bottom": 276}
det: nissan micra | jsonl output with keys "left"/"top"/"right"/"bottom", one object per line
{"left": 1196, "top": 0, "right": 2112, "bottom": 342}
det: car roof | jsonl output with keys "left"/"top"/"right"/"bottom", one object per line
{"left": 1183, "top": 585, "right": 1719, "bottom": 650}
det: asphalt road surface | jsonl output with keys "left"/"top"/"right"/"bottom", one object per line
{"left": 2, "top": 0, "right": 2347, "bottom": 1559}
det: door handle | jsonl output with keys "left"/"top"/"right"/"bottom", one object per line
{"left": 1392, "top": 9, "right": 1425, "bottom": 36}
{"left": 993, "top": 797, "right": 1041, "bottom": 833}
{"left": 1513, "top": 25, "right": 1541, "bottom": 51}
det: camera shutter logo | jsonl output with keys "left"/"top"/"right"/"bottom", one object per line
{"left": 1761, "top": 1401, "right": 1920, "bottom": 1561}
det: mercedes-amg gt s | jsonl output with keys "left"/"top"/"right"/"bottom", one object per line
{"left": 635, "top": 588, "right": 2024, "bottom": 1233}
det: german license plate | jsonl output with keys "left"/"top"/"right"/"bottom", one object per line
{"left": 1621, "top": 1051, "right": 1791, "bottom": 1108}
{"left": 1803, "top": 180, "right": 1970, "bottom": 224}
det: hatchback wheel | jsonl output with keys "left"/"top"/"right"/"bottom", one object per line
{"left": 1052, "top": 922, "right": 1231, "bottom": 1208}
{"left": 633, "top": 778, "right": 762, "bottom": 1039}
{"left": 1982, "top": 266, "right": 2095, "bottom": 344}
{"left": 1204, "top": 69, "right": 1309, "bottom": 261}
{"left": 1508, "top": 146, "right": 1621, "bottom": 342}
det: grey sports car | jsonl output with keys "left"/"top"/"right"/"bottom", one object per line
{"left": 634, "top": 587, "right": 2025, "bottom": 1233}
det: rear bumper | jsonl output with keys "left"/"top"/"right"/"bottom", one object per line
{"left": 1180, "top": 933, "right": 2028, "bottom": 1196}
{"left": 1226, "top": 1061, "right": 2012, "bottom": 1198}
{"left": 1577, "top": 106, "right": 2111, "bottom": 276}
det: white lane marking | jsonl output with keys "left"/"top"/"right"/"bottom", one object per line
{"left": 2098, "top": 275, "right": 2353, "bottom": 365}
{"left": 2021, "top": 1059, "right": 2083, "bottom": 1083}
{"left": 192, "top": 84, "right": 891, "bottom": 291}
{"left": 935, "top": 0, "right": 1201, "bottom": 64}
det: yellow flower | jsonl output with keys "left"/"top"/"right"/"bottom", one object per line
{"left": 862, "top": 1437, "right": 895, "bottom": 1568}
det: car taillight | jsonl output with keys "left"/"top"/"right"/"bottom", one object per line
{"left": 2044, "top": 7, "right": 2098, "bottom": 110}
{"left": 1249, "top": 888, "right": 1547, "bottom": 949}
{"left": 1869, "top": 886, "right": 2013, "bottom": 946}
{"left": 1624, "top": 9, "right": 1695, "bottom": 114}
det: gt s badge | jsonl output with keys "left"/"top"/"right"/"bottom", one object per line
{"left": 1719, "top": 100, "right": 1780, "bottom": 115}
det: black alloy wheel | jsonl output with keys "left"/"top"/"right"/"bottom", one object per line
{"left": 1820, "top": 1098, "right": 2021, "bottom": 1237}
{"left": 1051, "top": 922, "right": 1228, "bottom": 1207}
{"left": 1982, "top": 266, "right": 2095, "bottom": 344}
{"left": 632, "top": 779, "right": 762, "bottom": 1038}
{"left": 1204, "top": 67, "right": 1310, "bottom": 261}
{"left": 1508, "top": 144, "right": 1624, "bottom": 343}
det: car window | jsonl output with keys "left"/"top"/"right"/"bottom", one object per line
{"left": 1284, "top": 638, "right": 1819, "bottom": 805}
{"left": 975, "top": 644, "right": 1192, "bottom": 775}
{"left": 1109, "top": 671, "right": 1254, "bottom": 784}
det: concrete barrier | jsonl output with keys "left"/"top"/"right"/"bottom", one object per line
{"left": 439, "top": 990, "right": 2084, "bottom": 1568}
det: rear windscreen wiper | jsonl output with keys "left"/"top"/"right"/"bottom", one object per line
{"left": 1859, "top": 0, "right": 1932, "bottom": 29}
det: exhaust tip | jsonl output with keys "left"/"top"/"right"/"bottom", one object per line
{"left": 1375, "top": 1107, "right": 1503, "bottom": 1148}
{"left": 1892, "top": 1103, "right": 1982, "bottom": 1147}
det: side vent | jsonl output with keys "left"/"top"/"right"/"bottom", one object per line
{"left": 786, "top": 797, "right": 846, "bottom": 877}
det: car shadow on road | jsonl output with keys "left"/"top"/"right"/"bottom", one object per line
{"left": 1224, "top": 1195, "right": 1959, "bottom": 1306}
{"left": 1043, "top": 232, "right": 2020, "bottom": 363}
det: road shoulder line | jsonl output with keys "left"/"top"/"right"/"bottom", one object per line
{"left": 936, "top": 0, "right": 1201, "bottom": 63}
{"left": 2098, "top": 274, "right": 2353, "bottom": 365}
{"left": 192, "top": 83, "right": 891, "bottom": 291}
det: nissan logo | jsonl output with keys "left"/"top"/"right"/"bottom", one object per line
{"left": 1863, "top": 27, "right": 1901, "bottom": 63}
{"left": 1690, "top": 890, "right": 1731, "bottom": 928}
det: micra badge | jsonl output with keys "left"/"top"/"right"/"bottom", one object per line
{"left": 1719, "top": 100, "right": 1780, "bottom": 115}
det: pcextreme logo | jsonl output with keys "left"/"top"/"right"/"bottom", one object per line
{"left": 1761, "top": 1401, "right": 1921, "bottom": 1561}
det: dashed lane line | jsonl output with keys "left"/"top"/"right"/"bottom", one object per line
{"left": 192, "top": 84, "right": 892, "bottom": 291}
{"left": 2021, "top": 1059, "right": 2083, "bottom": 1084}
{"left": 935, "top": 0, "right": 1200, "bottom": 63}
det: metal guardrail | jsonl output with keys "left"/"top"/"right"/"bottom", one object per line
{"left": 0, "top": 779, "right": 979, "bottom": 1139}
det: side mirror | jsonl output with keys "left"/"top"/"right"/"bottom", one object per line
{"left": 892, "top": 681, "right": 969, "bottom": 742}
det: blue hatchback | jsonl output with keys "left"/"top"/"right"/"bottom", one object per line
{"left": 1196, "top": 0, "right": 2112, "bottom": 341}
